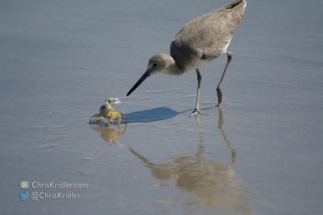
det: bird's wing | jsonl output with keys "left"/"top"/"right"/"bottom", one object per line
{"left": 172, "top": 1, "right": 245, "bottom": 60}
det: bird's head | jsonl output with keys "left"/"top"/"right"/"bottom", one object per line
{"left": 127, "top": 53, "right": 173, "bottom": 96}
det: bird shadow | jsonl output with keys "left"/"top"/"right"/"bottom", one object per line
{"left": 125, "top": 107, "right": 183, "bottom": 123}
{"left": 125, "top": 106, "right": 216, "bottom": 123}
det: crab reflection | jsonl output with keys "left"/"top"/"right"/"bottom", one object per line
{"left": 89, "top": 123, "right": 127, "bottom": 147}
{"left": 130, "top": 107, "right": 251, "bottom": 214}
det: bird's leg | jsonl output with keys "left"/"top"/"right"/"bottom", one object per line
{"left": 191, "top": 69, "right": 208, "bottom": 116}
{"left": 216, "top": 52, "right": 233, "bottom": 106}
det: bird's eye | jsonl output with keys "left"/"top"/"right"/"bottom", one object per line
{"left": 152, "top": 63, "right": 159, "bottom": 67}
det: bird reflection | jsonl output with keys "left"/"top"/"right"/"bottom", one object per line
{"left": 194, "top": 114, "right": 204, "bottom": 143}
{"left": 130, "top": 107, "right": 251, "bottom": 214}
{"left": 89, "top": 123, "right": 127, "bottom": 147}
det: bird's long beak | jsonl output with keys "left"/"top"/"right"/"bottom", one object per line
{"left": 127, "top": 70, "right": 150, "bottom": 96}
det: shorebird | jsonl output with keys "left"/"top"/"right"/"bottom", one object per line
{"left": 127, "top": 0, "right": 246, "bottom": 115}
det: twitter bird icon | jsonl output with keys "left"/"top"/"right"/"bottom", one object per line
{"left": 20, "top": 191, "right": 29, "bottom": 201}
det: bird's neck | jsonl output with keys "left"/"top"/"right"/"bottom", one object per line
{"left": 164, "top": 55, "right": 186, "bottom": 76}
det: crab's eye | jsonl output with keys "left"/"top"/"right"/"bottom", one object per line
{"left": 152, "top": 63, "right": 159, "bottom": 67}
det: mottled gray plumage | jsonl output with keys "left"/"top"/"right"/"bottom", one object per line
{"left": 171, "top": 0, "right": 246, "bottom": 72}
{"left": 127, "top": 0, "right": 247, "bottom": 115}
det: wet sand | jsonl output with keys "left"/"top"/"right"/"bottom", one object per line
{"left": 1, "top": 0, "right": 322, "bottom": 214}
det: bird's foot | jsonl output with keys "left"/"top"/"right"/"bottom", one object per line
{"left": 190, "top": 109, "right": 208, "bottom": 117}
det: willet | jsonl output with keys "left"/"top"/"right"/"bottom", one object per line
{"left": 127, "top": 0, "right": 247, "bottom": 115}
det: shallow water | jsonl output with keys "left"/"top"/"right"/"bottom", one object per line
{"left": 1, "top": 0, "right": 323, "bottom": 214}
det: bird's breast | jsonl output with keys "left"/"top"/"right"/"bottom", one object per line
{"left": 188, "top": 57, "right": 213, "bottom": 70}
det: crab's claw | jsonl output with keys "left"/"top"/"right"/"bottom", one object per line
{"left": 108, "top": 98, "right": 122, "bottom": 105}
